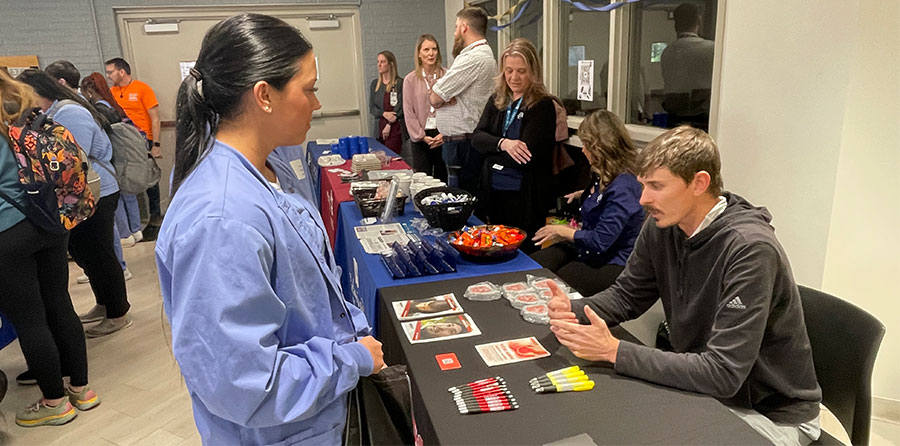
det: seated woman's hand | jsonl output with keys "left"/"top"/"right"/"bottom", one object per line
{"left": 500, "top": 138, "right": 531, "bottom": 164}
{"left": 564, "top": 190, "right": 583, "bottom": 204}
{"left": 532, "top": 224, "right": 576, "bottom": 245}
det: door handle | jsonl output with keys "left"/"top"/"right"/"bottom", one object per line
{"left": 312, "top": 109, "right": 360, "bottom": 119}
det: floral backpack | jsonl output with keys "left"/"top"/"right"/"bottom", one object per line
{"left": 1, "top": 108, "right": 96, "bottom": 233}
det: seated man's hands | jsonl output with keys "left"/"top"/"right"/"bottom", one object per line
{"left": 550, "top": 305, "right": 619, "bottom": 364}
{"left": 547, "top": 282, "right": 619, "bottom": 363}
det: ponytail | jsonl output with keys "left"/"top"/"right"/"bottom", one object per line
{"left": 172, "top": 71, "right": 217, "bottom": 196}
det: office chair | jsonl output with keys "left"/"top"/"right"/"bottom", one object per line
{"left": 799, "top": 285, "right": 885, "bottom": 445}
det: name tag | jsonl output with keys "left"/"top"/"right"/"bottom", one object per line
{"left": 492, "top": 164, "right": 504, "bottom": 171}
{"left": 128, "top": 93, "right": 139, "bottom": 102}
{"left": 390, "top": 91, "right": 398, "bottom": 107}
{"left": 425, "top": 116, "right": 437, "bottom": 129}
{"left": 289, "top": 159, "right": 307, "bottom": 180}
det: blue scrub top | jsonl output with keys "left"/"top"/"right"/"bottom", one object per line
{"left": 155, "top": 139, "right": 373, "bottom": 445}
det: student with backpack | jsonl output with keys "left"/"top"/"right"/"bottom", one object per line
{"left": 18, "top": 70, "right": 132, "bottom": 338}
{"left": 0, "top": 69, "right": 100, "bottom": 427}
{"left": 81, "top": 72, "right": 152, "bottom": 248}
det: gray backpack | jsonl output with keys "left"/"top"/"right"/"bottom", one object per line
{"left": 106, "top": 122, "right": 161, "bottom": 194}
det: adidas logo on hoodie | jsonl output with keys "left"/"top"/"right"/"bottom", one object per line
{"left": 726, "top": 296, "right": 746, "bottom": 310}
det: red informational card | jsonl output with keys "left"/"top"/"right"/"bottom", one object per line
{"left": 475, "top": 336, "right": 551, "bottom": 367}
{"left": 435, "top": 353, "right": 461, "bottom": 370}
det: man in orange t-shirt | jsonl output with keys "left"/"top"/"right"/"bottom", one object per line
{"left": 106, "top": 57, "right": 164, "bottom": 240}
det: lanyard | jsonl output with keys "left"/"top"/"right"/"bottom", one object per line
{"left": 423, "top": 69, "right": 438, "bottom": 114}
{"left": 502, "top": 97, "right": 523, "bottom": 137}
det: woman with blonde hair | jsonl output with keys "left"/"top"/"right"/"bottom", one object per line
{"left": 471, "top": 38, "right": 556, "bottom": 253}
{"left": 0, "top": 70, "right": 99, "bottom": 427}
{"left": 531, "top": 110, "right": 644, "bottom": 295}
{"left": 369, "top": 50, "right": 404, "bottom": 152}
{"left": 403, "top": 34, "right": 447, "bottom": 180}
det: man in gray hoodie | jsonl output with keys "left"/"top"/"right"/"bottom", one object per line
{"left": 548, "top": 126, "right": 822, "bottom": 445}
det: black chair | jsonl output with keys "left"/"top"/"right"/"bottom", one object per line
{"left": 799, "top": 285, "right": 885, "bottom": 445}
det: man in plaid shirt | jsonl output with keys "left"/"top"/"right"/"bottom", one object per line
{"left": 430, "top": 6, "right": 497, "bottom": 195}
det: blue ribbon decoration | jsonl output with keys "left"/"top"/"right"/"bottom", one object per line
{"left": 490, "top": 0, "right": 532, "bottom": 31}
{"left": 489, "top": 0, "right": 642, "bottom": 32}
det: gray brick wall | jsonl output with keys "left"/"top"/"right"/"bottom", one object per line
{"left": 0, "top": 0, "right": 446, "bottom": 92}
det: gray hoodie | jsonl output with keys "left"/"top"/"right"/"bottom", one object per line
{"left": 575, "top": 192, "right": 822, "bottom": 424}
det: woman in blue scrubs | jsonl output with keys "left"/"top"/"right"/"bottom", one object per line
{"left": 155, "top": 13, "right": 384, "bottom": 445}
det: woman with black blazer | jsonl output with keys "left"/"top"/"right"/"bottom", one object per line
{"left": 472, "top": 38, "right": 556, "bottom": 253}
{"left": 369, "top": 51, "right": 404, "bottom": 153}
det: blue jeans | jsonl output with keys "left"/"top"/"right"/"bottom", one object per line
{"left": 113, "top": 221, "right": 127, "bottom": 270}
{"left": 115, "top": 193, "right": 141, "bottom": 237}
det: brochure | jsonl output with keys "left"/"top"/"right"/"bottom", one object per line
{"left": 392, "top": 293, "right": 464, "bottom": 321}
{"left": 402, "top": 314, "right": 481, "bottom": 344}
{"left": 475, "top": 336, "right": 551, "bottom": 367}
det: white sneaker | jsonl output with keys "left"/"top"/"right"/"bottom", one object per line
{"left": 123, "top": 269, "right": 133, "bottom": 281}
{"left": 121, "top": 235, "right": 136, "bottom": 248}
{"left": 132, "top": 230, "right": 143, "bottom": 243}
{"left": 76, "top": 274, "right": 89, "bottom": 284}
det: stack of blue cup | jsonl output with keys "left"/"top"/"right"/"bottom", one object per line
{"left": 358, "top": 137, "right": 369, "bottom": 154}
{"left": 349, "top": 136, "right": 360, "bottom": 156}
{"left": 337, "top": 137, "right": 351, "bottom": 159}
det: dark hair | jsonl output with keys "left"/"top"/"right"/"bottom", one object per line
{"left": 673, "top": 3, "right": 701, "bottom": 34}
{"left": 16, "top": 69, "right": 111, "bottom": 132}
{"left": 457, "top": 6, "right": 488, "bottom": 37}
{"left": 173, "top": 13, "right": 313, "bottom": 196}
{"left": 81, "top": 72, "right": 126, "bottom": 121}
{"left": 44, "top": 60, "right": 81, "bottom": 88}
{"left": 104, "top": 57, "right": 131, "bottom": 75}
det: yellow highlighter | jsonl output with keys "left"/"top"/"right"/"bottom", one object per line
{"left": 534, "top": 380, "right": 595, "bottom": 393}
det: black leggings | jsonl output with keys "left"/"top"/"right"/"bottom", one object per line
{"left": 530, "top": 243, "right": 625, "bottom": 297}
{"left": 69, "top": 192, "right": 130, "bottom": 318}
{"left": 0, "top": 219, "right": 89, "bottom": 399}
{"left": 411, "top": 131, "right": 447, "bottom": 182}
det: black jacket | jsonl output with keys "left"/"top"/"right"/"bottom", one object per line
{"left": 576, "top": 192, "right": 822, "bottom": 424}
{"left": 471, "top": 95, "right": 556, "bottom": 230}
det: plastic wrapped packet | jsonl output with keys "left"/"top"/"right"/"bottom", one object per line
{"left": 521, "top": 304, "right": 550, "bottom": 324}
{"left": 527, "top": 275, "right": 571, "bottom": 294}
{"left": 501, "top": 281, "right": 530, "bottom": 298}
{"left": 410, "top": 217, "right": 430, "bottom": 233}
{"left": 509, "top": 292, "right": 545, "bottom": 309}
{"left": 464, "top": 281, "right": 503, "bottom": 301}
{"left": 568, "top": 291, "right": 584, "bottom": 300}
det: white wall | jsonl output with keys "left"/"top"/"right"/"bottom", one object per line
{"left": 821, "top": 0, "right": 900, "bottom": 402}
{"left": 715, "top": 0, "right": 899, "bottom": 401}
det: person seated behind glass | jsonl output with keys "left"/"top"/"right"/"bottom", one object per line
{"left": 530, "top": 111, "right": 643, "bottom": 296}
{"left": 660, "top": 3, "right": 714, "bottom": 128}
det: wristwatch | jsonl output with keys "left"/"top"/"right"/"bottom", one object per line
{"left": 153, "top": 141, "right": 161, "bottom": 147}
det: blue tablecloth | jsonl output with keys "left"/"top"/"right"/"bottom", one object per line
{"left": 305, "top": 137, "right": 399, "bottom": 205}
{"left": 333, "top": 200, "right": 541, "bottom": 335}
{"left": 0, "top": 313, "right": 17, "bottom": 350}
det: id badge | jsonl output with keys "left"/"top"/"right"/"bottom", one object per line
{"left": 390, "top": 91, "right": 398, "bottom": 107}
{"left": 425, "top": 116, "right": 437, "bottom": 129}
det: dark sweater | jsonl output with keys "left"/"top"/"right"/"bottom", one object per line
{"left": 575, "top": 192, "right": 822, "bottom": 424}
{"left": 471, "top": 95, "right": 556, "bottom": 230}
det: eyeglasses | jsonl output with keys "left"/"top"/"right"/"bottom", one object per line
{"left": 104, "top": 70, "right": 116, "bottom": 75}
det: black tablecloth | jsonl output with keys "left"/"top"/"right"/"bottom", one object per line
{"left": 377, "top": 269, "right": 771, "bottom": 445}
